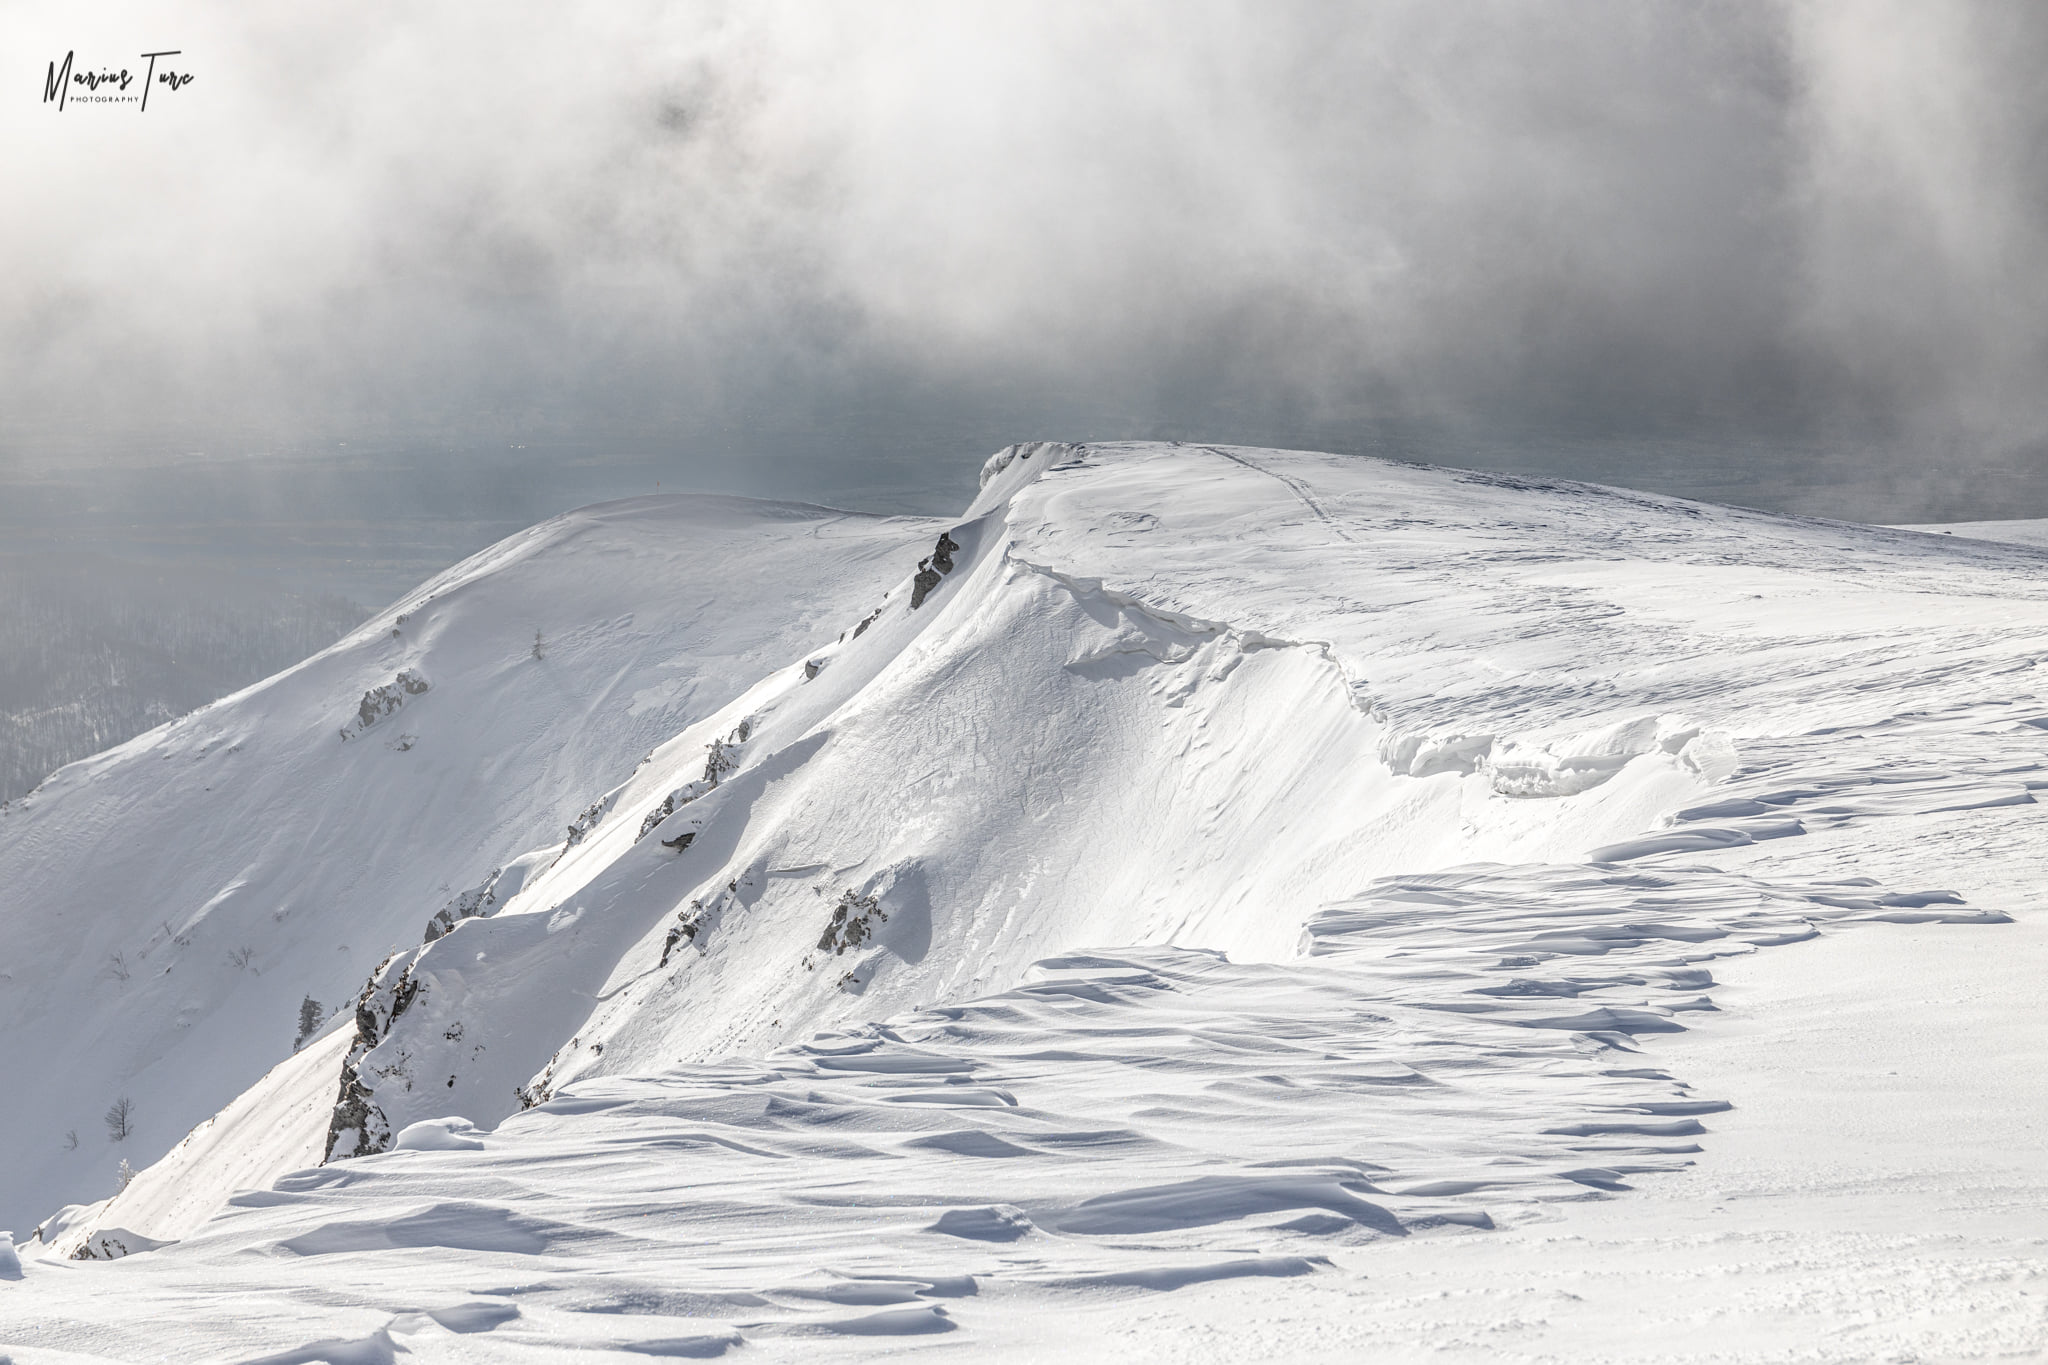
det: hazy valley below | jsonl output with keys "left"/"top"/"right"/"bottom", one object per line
{"left": 0, "top": 555, "right": 367, "bottom": 804}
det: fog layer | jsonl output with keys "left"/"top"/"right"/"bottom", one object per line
{"left": 6, "top": 2, "right": 2047, "bottom": 497}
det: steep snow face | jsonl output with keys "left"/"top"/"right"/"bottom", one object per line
{"left": 318, "top": 443, "right": 2048, "bottom": 1161}
{"left": 316, "top": 447, "right": 1748, "bottom": 1162}
{"left": 7, "top": 447, "right": 2048, "bottom": 1359}
{"left": 0, "top": 495, "right": 941, "bottom": 1230}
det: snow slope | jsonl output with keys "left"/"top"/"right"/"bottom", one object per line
{"left": 0, "top": 495, "right": 941, "bottom": 1232}
{"left": 1895, "top": 517, "right": 2048, "bottom": 550}
{"left": 5, "top": 444, "right": 2047, "bottom": 1361}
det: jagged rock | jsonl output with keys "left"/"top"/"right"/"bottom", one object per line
{"left": 660, "top": 900, "right": 712, "bottom": 967}
{"left": 420, "top": 851, "right": 548, "bottom": 943}
{"left": 324, "top": 951, "right": 423, "bottom": 1161}
{"left": 563, "top": 793, "right": 616, "bottom": 848}
{"left": 658, "top": 875, "right": 753, "bottom": 968}
{"left": 339, "top": 668, "right": 430, "bottom": 741}
{"left": 424, "top": 869, "right": 502, "bottom": 943}
{"left": 639, "top": 721, "right": 753, "bottom": 843}
{"left": 909, "top": 531, "right": 963, "bottom": 609}
{"left": 702, "top": 719, "right": 751, "bottom": 784}
{"left": 638, "top": 785, "right": 698, "bottom": 840}
{"left": 70, "top": 1226, "right": 172, "bottom": 1261}
{"left": 818, "top": 889, "right": 887, "bottom": 955}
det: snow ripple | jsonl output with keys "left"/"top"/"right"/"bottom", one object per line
{"left": 8, "top": 847, "right": 2009, "bottom": 1354}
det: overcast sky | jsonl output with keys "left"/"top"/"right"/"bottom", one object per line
{"left": 5, "top": 1, "right": 2046, "bottom": 518}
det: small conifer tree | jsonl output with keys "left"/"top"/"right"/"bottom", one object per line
{"left": 294, "top": 996, "right": 324, "bottom": 1050}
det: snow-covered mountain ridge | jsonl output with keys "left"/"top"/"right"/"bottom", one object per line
{"left": 0, "top": 494, "right": 943, "bottom": 1232}
{"left": 5, "top": 443, "right": 2047, "bottom": 1361}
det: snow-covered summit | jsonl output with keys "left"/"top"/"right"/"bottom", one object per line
{"left": 5, "top": 444, "right": 2047, "bottom": 1360}
{"left": 302, "top": 443, "right": 2045, "bottom": 1155}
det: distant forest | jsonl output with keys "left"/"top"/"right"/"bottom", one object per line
{"left": 0, "top": 554, "right": 365, "bottom": 803}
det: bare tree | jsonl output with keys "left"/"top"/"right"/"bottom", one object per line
{"left": 63, "top": 1129, "right": 78, "bottom": 1151}
{"left": 227, "top": 945, "right": 255, "bottom": 971}
{"left": 107, "top": 951, "right": 130, "bottom": 982}
{"left": 104, "top": 1097, "right": 133, "bottom": 1143}
{"left": 532, "top": 629, "right": 547, "bottom": 661}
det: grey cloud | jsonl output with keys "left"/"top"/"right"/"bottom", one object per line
{"left": 3, "top": 1, "right": 2044, "bottom": 488}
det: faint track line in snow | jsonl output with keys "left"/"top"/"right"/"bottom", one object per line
{"left": 1201, "top": 446, "right": 1359, "bottom": 543}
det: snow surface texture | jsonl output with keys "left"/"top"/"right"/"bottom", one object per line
{"left": 5, "top": 444, "right": 2048, "bottom": 1360}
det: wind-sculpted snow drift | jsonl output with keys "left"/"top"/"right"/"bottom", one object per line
{"left": 6, "top": 443, "right": 2048, "bottom": 1360}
